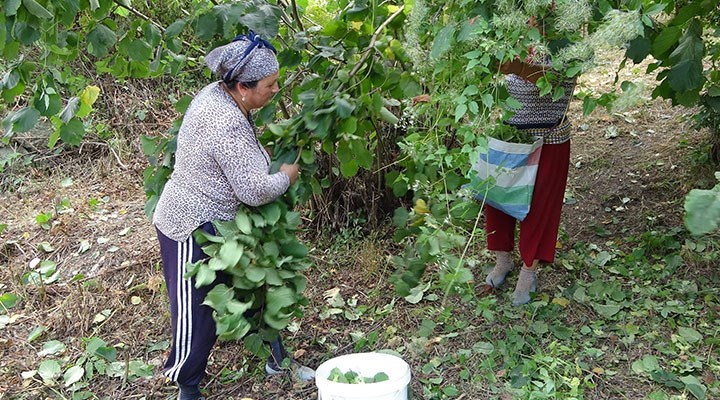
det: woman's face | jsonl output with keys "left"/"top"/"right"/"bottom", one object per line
{"left": 244, "top": 72, "right": 279, "bottom": 110}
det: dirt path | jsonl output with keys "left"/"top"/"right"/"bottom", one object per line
{"left": 563, "top": 54, "right": 708, "bottom": 245}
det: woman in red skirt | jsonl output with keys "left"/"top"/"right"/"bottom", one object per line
{"left": 484, "top": 56, "right": 576, "bottom": 305}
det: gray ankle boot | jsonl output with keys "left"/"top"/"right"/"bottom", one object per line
{"left": 512, "top": 266, "right": 538, "bottom": 305}
{"left": 485, "top": 251, "right": 514, "bottom": 287}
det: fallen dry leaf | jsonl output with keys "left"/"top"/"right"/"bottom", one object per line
{"left": 412, "top": 94, "right": 431, "bottom": 105}
{"left": 476, "top": 284, "right": 496, "bottom": 297}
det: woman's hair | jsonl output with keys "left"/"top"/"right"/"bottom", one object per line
{"left": 226, "top": 80, "right": 259, "bottom": 90}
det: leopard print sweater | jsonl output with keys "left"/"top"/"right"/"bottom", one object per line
{"left": 153, "top": 82, "right": 289, "bottom": 242}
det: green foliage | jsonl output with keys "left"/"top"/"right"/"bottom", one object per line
{"left": 23, "top": 259, "right": 60, "bottom": 285}
{"left": 187, "top": 200, "right": 310, "bottom": 353}
{"left": 0, "top": 292, "right": 18, "bottom": 312}
{"left": 3, "top": 0, "right": 717, "bottom": 290}
{"left": 0, "top": 0, "right": 281, "bottom": 149}
{"left": 398, "top": 227, "right": 720, "bottom": 399}
{"left": 486, "top": 123, "right": 535, "bottom": 144}
{"left": 390, "top": 196, "right": 482, "bottom": 302}
{"left": 34, "top": 210, "right": 53, "bottom": 230}
{"left": 141, "top": 1, "right": 418, "bottom": 219}
{"left": 621, "top": 3, "right": 720, "bottom": 238}
{"left": 624, "top": 1, "right": 718, "bottom": 108}
{"left": 684, "top": 172, "right": 720, "bottom": 235}
{"left": 256, "top": 2, "right": 417, "bottom": 191}
{"left": 30, "top": 335, "right": 153, "bottom": 396}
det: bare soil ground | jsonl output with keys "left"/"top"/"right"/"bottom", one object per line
{"left": 0, "top": 54, "right": 716, "bottom": 399}
{"left": 563, "top": 54, "right": 712, "bottom": 244}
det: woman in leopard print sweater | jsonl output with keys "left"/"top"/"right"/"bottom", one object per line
{"left": 153, "top": 32, "right": 312, "bottom": 400}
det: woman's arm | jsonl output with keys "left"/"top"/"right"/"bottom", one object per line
{"left": 212, "top": 121, "right": 291, "bottom": 207}
{"left": 498, "top": 59, "right": 549, "bottom": 84}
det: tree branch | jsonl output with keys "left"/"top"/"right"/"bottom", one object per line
{"left": 278, "top": 99, "right": 290, "bottom": 119}
{"left": 290, "top": 0, "right": 305, "bottom": 32}
{"left": 348, "top": 6, "right": 404, "bottom": 79}
{"left": 112, "top": 0, "right": 164, "bottom": 33}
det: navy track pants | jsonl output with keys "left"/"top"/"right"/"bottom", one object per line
{"left": 157, "top": 222, "right": 223, "bottom": 386}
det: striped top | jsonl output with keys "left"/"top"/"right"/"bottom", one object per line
{"left": 153, "top": 82, "right": 290, "bottom": 242}
{"left": 505, "top": 73, "right": 577, "bottom": 145}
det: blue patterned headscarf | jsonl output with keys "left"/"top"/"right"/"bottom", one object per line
{"left": 205, "top": 31, "right": 279, "bottom": 83}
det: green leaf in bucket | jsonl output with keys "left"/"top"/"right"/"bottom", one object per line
{"left": 327, "top": 367, "right": 390, "bottom": 384}
{"left": 372, "top": 372, "right": 389, "bottom": 382}
{"left": 345, "top": 370, "right": 361, "bottom": 384}
{"left": 328, "top": 367, "right": 349, "bottom": 383}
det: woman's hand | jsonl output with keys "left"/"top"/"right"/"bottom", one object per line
{"left": 279, "top": 163, "right": 300, "bottom": 185}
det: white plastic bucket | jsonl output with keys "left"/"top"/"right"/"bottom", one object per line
{"left": 315, "top": 352, "right": 412, "bottom": 400}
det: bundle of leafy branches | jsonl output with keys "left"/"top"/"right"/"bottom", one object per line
{"left": 486, "top": 123, "right": 535, "bottom": 144}
{"left": 185, "top": 193, "right": 310, "bottom": 359}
